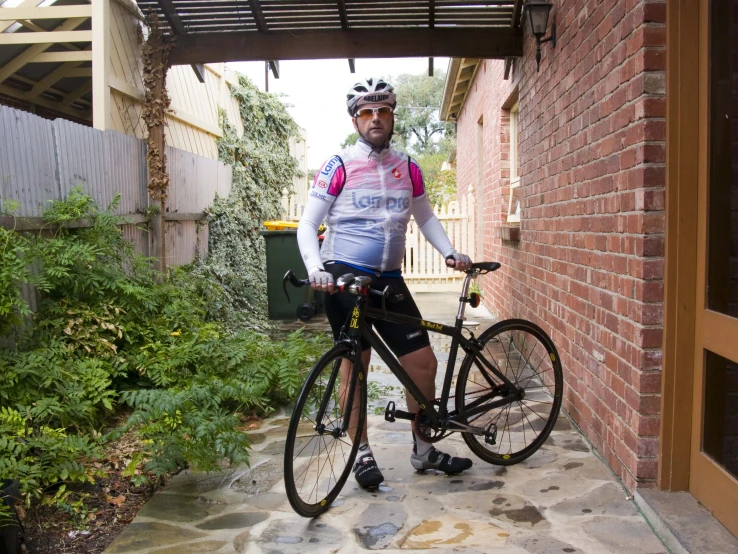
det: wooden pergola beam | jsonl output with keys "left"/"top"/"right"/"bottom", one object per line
{"left": 171, "top": 28, "right": 523, "bottom": 65}
{"left": 337, "top": 0, "right": 349, "bottom": 29}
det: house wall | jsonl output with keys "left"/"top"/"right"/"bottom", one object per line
{"left": 108, "top": 1, "right": 243, "bottom": 159}
{"left": 454, "top": 0, "right": 666, "bottom": 490}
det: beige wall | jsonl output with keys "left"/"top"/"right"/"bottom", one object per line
{"left": 108, "top": 1, "right": 243, "bottom": 159}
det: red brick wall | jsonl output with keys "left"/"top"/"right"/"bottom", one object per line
{"left": 454, "top": 0, "right": 666, "bottom": 490}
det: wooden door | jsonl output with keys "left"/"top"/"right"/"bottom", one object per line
{"left": 690, "top": 0, "right": 738, "bottom": 536}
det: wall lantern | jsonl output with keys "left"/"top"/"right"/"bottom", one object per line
{"left": 526, "top": 0, "right": 557, "bottom": 71}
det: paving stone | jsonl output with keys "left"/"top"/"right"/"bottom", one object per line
{"left": 583, "top": 516, "right": 668, "bottom": 553}
{"left": 520, "top": 448, "right": 558, "bottom": 469}
{"left": 196, "top": 511, "right": 269, "bottom": 530}
{"left": 549, "top": 482, "right": 639, "bottom": 518}
{"left": 230, "top": 457, "right": 284, "bottom": 495}
{"left": 233, "top": 530, "right": 250, "bottom": 553}
{"left": 150, "top": 540, "right": 227, "bottom": 553}
{"left": 134, "top": 493, "right": 226, "bottom": 523}
{"left": 518, "top": 476, "right": 595, "bottom": 506}
{"left": 354, "top": 502, "right": 407, "bottom": 549}
{"left": 400, "top": 515, "right": 508, "bottom": 550}
{"left": 164, "top": 467, "right": 249, "bottom": 495}
{"left": 258, "top": 518, "right": 344, "bottom": 553}
{"left": 548, "top": 433, "right": 590, "bottom": 452}
{"left": 105, "top": 522, "right": 208, "bottom": 552}
{"left": 511, "top": 533, "right": 585, "bottom": 554}
{"left": 485, "top": 493, "right": 550, "bottom": 529}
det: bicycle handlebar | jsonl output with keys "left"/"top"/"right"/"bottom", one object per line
{"left": 282, "top": 270, "right": 404, "bottom": 309}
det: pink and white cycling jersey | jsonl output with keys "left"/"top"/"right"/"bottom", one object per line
{"left": 297, "top": 140, "right": 455, "bottom": 274}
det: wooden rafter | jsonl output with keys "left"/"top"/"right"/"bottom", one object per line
{"left": 0, "top": 0, "right": 45, "bottom": 33}
{"left": 156, "top": 0, "right": 186, "bottom": 35}
{"left": 0, "top": 5, "right": 92, "bottom": 20}
{"left": 337, "top": 0, "right": 349, "bottom": 29}
{"left": 0, "top": 16, "right": 89, "bottom": 82}
{"left": 0, "top": 83, "right": 90, "bottom": 119}
{"left": 247, "top": 0, "right": 268, "bottom": 32}
{"left": 58, "top": 79, "right": 92, "bottom": 109}
{"left": 27, "top": 62, "right": 83, "bottom": 99}
{"left": 504, "top": 0, "right": 523, "bottom": 80}
{"left": 27, "top": 51, "right": 93, "bottom": 63}
{"left": 0, "top": 30, "right": 92, "bottom": 45}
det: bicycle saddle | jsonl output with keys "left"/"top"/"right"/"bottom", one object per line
{"left": 470, "top": 262, "right": 501, "bottom": 273}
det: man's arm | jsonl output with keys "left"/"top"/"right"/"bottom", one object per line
{"left": 297, "top": 156, "right": 345, "bottom": 289}
{"left": 409, "top": 158, "right": 472, "bottom": 270}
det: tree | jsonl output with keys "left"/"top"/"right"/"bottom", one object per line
{"left": 391, "top": 71, "right": 454, "bottom": 156}
{"left": 341, "top": 131, "right": 359, "bottom": 148}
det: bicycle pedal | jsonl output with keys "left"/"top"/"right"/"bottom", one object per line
{"left": 384, "top": 401, "right": 396, "bottom": 422}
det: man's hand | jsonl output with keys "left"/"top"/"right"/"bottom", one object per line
{"left": 446, "top": 252, "right": 473, "bottom": 272}
{"left": 309, "top": 269, "right": 334, "bottom": 292}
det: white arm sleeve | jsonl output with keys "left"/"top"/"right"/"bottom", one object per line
{"left": 412, "top": 193, "right": 456, "bottom": 258}
{"left": 297, "top": 195, "right": 332, "bottom": 275}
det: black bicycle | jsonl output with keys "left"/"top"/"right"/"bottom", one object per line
{"left": 281, "top": 261, "right": 563, "bottom": 518}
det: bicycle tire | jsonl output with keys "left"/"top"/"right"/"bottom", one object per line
{"left": 284, "top": 342, "right": 366, "bottom": 517}
{"left": 455, "top": 319, "right": 563, "bottom": 465}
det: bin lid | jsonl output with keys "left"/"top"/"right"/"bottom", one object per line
{"left": 263, "top": 220, "right": 299, "bottom": 230}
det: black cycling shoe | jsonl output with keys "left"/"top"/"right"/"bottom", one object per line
{"left": 410, "top": 447, "right": 473, "bottom": 474}
{"left": 353, "top": 453, "right": 385, "bottom": 488}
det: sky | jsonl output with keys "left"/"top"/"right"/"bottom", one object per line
{"left": 227, "top": 58, "right": 450, "bottom": 169}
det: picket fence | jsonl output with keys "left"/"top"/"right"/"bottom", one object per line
{"left": 281, "top": 190, "right": 475, "bottom": 292}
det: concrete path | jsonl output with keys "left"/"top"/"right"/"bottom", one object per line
{"left": 104, "top": 293, "right": 668, "bottom": 554}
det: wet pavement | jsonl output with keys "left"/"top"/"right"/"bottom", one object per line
{"left": 104, "top": 293, "right": 669, "bottom": 554}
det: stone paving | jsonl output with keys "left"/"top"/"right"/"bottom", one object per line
{"left": 104, "top": 293, "right": 669, "bottom": 554}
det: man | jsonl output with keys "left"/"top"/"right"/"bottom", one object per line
{"left": 297, "top": 78, "right": 473, "bottom": 489}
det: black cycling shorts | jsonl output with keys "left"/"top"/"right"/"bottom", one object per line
{"left": 323, "top": 262, "right": 431, "bottom": 358}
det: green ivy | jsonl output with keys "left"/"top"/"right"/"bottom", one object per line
{"left": 194, "top": 74, "right": 302, "bottom": 327}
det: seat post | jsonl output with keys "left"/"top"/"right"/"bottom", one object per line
{"left": 455, "top": 273, "right": 474, "bottom": 323}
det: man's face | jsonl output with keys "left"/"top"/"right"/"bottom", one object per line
{"left": 352, "top": 103, "right": 394, "bottom": 147}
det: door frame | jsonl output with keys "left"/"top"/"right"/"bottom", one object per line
{"left": 661, "top": 0, "right": 700, "bottom": 492}
{"left": 662, "top": 0, "right": 738, "bottom": 536}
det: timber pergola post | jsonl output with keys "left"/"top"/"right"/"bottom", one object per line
{"left": 91, "top": 0, "right": 110, "bottom": 129}
{"left": 141, "top": 13, "right": 175, "bottom": 275}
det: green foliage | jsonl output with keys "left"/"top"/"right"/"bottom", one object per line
{"left": 197, "top": 74, "right": 303, "bottom": 327}
{"left": 341, "top": 131, "right": 360, "bottom": 149}
{"left": 0, "top": 189, "right": 331, "bottom": 506}
{"left": 391, "top": 72, "right": 454, "bottom": 156}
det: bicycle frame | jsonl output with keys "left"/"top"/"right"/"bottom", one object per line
{"left": 336, "top": 273, "right": 522, "bottom": 437}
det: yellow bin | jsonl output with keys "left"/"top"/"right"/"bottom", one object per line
{"left": 263, "top": 220, "right": 299, "bottom": 231}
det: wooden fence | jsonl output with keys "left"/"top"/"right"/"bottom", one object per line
{"left": 0, "top": 105, "right": 232, "bottom": 267}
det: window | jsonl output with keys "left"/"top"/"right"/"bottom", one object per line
{"left": 507, "top": 101, "right": 521, "bottom": 223}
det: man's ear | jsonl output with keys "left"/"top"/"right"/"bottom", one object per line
{"left": 351, "top": 117, "right": 358, "bottom": 132}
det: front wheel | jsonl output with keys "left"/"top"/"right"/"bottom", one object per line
{"left": 455, "top": 319, "right": 563, "bottom": 465}
{"left": 284, "top": 342, "right": 366, "bottom": 517}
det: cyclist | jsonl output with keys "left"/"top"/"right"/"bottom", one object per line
{"left": 297, "top": 78, "right": 473, "bottom": 489}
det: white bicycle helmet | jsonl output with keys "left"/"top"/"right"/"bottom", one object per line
{"left": 346, "top": 78, "right": 397, "bottom": 116}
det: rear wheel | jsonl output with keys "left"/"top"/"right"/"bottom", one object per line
{"left": 455, "top": 319, "right": 563, "bottom": 465}
{"left": 284, "top": 343, "right": 366, "bottom": 517}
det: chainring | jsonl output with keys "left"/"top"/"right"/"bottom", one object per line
{"left": 412, "top": 410, "right": 449, "bottom": 444}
